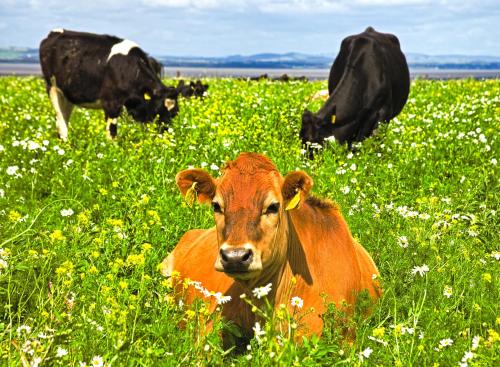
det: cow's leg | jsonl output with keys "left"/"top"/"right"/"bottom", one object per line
{"left": 49, "top": 87, "right": 73, "bottom": 141}
{"left": 354, "top": 110, "right": 380, "bottom": 142}
{"left": 103, "top": 101, "right": 122, "bottom": 140}
{"left": 331, "top": 121, "right": 359, "bottom": 146}
{"left": 106, "top": 118, "right": 118, "bottom": 140}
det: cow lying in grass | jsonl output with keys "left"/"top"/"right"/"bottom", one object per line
{"left": 161, "top": 153, "right": 380, "bottom": 344}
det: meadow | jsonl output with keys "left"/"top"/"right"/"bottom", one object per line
{"left": 0, "top": 76, "right": 498, "bottom": 366}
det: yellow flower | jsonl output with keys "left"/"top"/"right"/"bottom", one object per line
{"left": 487, "top": 329, "right": 500, "bottom": 344}
{"left": 89, "top": 265, "right": 98, "bottom": 274}
{"left": 91, "top": 251, "right": 100, "bottom": 259}
{"left": 147, "top": 210, "right": 161, "bottom": 224}
{"left": 77, "top": 211, "right": 90, "bottom": 226}
{"left": 162, "top": 278, "right": 173, "bottom": 288}
{"left": 393, "top": 324, "right": 403, "bottom": 336}
{"left": 185, "top": 310, "right": 196, "bottom": 319}
{"left": 99, "top": 187, "right": 108, "bottom": 196}
{"left": 50, "top": 229, "right": 66, "bottom": 241}
{"left": 112, "top": 181, "right": 119, "bottom": 188}
{"left": 107, "top": 218, "right": 123, "bottom": 227}
{"left": 141, "top": 194, "right": 150, "bottom": 204}
{"left": 372, "top": 327, "right": 385, "bottom": 338}
{"left": 482, "top": 273, "right": 492, "bottom": 283}
{"left": 126, "top": 253, "right": 145, "bottom": 267}
{"left": 142, "top": 243, "right": 152, "bottom": 252}
{"left": 56, "top": 260, "right": 74, "bottom": 277}
{"left": 119, "top": 281, "right": 128, "bottom": 290}
{"left": 8, "top": 210, "right": 21, "bottom": 222}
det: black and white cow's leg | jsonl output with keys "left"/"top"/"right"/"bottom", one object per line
{"left": 103, "top": 102, "right": 122, "bottom": 140}
{"left": 49, "top": 86, "right": 73, "bottom": 141}
{"left": 105, "top": 117, "right": 118, "bottom": 140}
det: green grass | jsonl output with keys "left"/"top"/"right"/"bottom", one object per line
{"left": 0, "top": 76, "right": 498, "bottom": 366}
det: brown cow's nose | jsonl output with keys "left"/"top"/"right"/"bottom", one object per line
{"left": 219, "top": 247, "right": 253, "bottom": 273}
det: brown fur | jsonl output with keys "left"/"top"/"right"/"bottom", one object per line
{"left": 162, "top": 153, "right": 380, "bottom": 340}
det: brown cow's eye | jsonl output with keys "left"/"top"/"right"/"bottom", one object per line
{"left": 212, "top": 202, "right": 222, "bottom": 213}
{"left": 264, "top": 203, "right": 280, "bottom": 215}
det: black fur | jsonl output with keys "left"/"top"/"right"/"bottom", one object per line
{"left": 39, "top": 29, "right": 179, "bottom": 137}
{"left": 301, "top": 27, "right": 410, "bottom": 148}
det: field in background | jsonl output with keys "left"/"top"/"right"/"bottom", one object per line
{"left": 2, "top": 63, "right": 500, "bottom": 80}
{"left": 0, "top": 77, "right": 498, "bottom": 366}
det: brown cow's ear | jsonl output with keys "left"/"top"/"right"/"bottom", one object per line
{"left": 176, "top": 169, "right": 216, "bottom": 204}
{"left": 282, "top": 171, "right": 313, "bottom": 209}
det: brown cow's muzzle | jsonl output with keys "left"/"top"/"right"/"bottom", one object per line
{"left": 215, "top": 243, "right": 263, "bottom": 279}
{"left": 219, "top": 247, "right": 253, "bottom": 273}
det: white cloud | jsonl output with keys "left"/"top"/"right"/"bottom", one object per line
{"left": 146, "top": 0, "right": 244, "bottom": 9}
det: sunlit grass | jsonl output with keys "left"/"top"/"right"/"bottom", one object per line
{"left": 0, "top": 76, "right": 498, "bottom": 366}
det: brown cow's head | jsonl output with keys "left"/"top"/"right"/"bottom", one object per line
{"left": 176, "top": 153, "right": 313, "bottom": 283}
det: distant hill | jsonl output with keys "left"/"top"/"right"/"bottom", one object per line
{"left": 0, "top": 47, "right": 38, "bottom": 63}
{"left": 1, "top": 47, "right": 500, "bottom": 70}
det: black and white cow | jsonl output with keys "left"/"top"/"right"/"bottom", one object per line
{"left": 39, "top": 29, "right": 179, "bottom": 141}
{"left": 175, "top": 79, "right": 209, "bottom": 98}
{"left": 301, "top": 27, "right": 410, "bottom": 148}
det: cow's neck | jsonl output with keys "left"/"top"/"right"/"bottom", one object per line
{"left": 316, "top": 92, "right": 336, "bottom": 121}
{"left": 237, "top": 211, "right": 306, "bottom": 308}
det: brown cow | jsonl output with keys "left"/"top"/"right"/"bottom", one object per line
{"left": 161, "top": 153, "right": 380, "bottom": 342}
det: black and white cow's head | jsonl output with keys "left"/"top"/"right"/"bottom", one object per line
{"left": 125, "top": 84, "right": 179, "bottom": 131}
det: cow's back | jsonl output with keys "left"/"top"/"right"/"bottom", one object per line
{"left": 39, "top": 30, "right": 120, "bottom": 104}
{"left": 327, "top": 27, "right": 409, "bottom": 119}
{"left": 289, "top": 203, "right": 379, "bottom": 307}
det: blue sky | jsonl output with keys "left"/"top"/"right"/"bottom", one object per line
{"left": 1, "top": 0, "right": 499, "bottom": 57}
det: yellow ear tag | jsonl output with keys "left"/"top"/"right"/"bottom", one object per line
{"left": 331, "top": 114, "right": 336, "bottom": 124}
{"left": 185, "top": 182, "right": 197, "bottom": 208}
{"left": 285, "top": 190, "right": 301, "bottom": 211}
{"left": 144, "top": 92, "right": 151, "bottom": 101}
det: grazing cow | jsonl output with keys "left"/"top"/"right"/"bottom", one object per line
{"left": 175, "top": 79, "right": 209, "bottom": 98}
{"left": 301, "top": 27, "right": 410, "bottom": 148}
{"left": 247, "top": 73, "right": 308, "bottom": 82}
{"left": 161, "top": 153, "right": 380, "bottom": 343}
{"left": 39, "top": 29, "right": 179, "bottom": 141}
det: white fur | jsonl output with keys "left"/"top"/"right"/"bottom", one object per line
{"left": 160, "top": 253, "right": 175, "bottom": 277}
{"left": 107, "top": 39, "right": 139, "bottom": 61}
{"left": 49, "top": 83, "right": 73, "bottom": 141}
{"left": 105, "top": 118, "right": 118, "bottom": 140}
{"left": 51, "top": 28, "right": 64, "bottom": 33}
